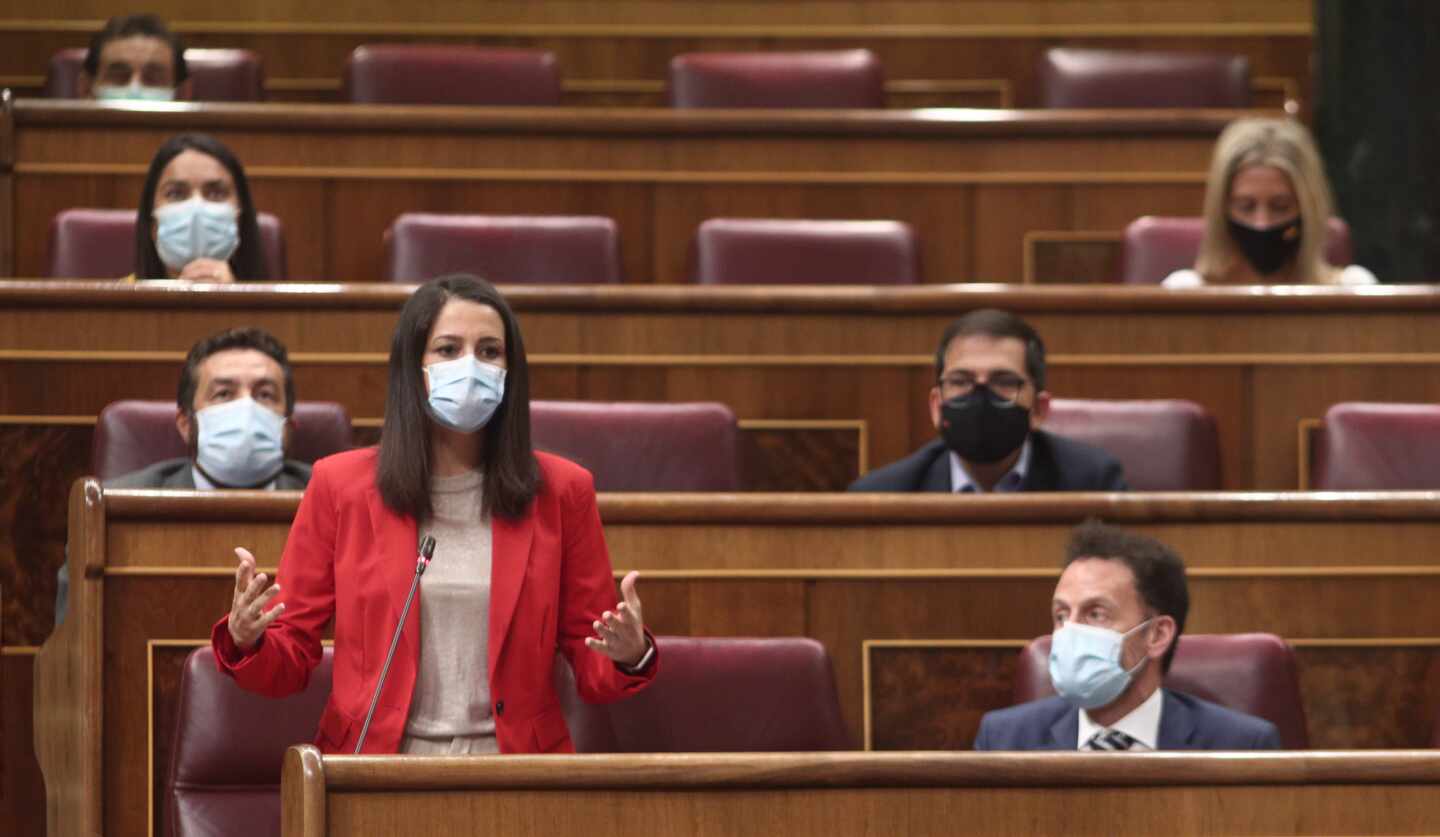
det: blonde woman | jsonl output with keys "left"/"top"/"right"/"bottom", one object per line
{"left": 1163, "top": 118, "right": 1376, "bottom": 287}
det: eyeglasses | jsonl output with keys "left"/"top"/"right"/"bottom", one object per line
{"left": 938, "top": 371, "right": 1029, "bottom": 404}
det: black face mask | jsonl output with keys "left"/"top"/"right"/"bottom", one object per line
{"left": 939, "top": 386, "right": 1032, "bottom": 465}
{"left": 1228, "top": 217, "right": 1301, "bottom": 275}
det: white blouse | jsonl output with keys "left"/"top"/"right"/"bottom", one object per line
{"left": 1161, "top": 265, "right": 1379, "bottom": 288}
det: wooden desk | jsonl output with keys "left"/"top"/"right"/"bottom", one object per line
{"left": 281, "top": 748, "right": 1440, "bottom": 837}
{"left": 29, "top": 487, "right": 1440, "bottom": 837}
{"left": 2, "top": 100, "right": 1246, "bottom": 283}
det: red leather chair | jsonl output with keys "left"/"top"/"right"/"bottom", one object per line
{"left": 555, "top": 636, "right": 852, "bottom": 752}
{"left": 1012, "top": 633, "right": 1309, "bottom": 749}
{"left": 167, "top": 647, "right": 332, "bottom": 837}
{"left": 531, "top": 401, "right": 740, "bottom": 491}
{"left": 1044, "top": 399, "right": 1221, "bottom": 490}
{"left": 691, "top": 218, "right": 919, "bottom": 285}
{"left": 1120, "top": 216, "right": 1354, "bottom": 284}
{"left": 342, "top": 45, "right": 561, "bottom": 105}
{"left": 669, "top": 49, "right": 884, "bottom": 109}
{"left": 47, "top": 208, "right": 289, "bottom": 280}
{"left": 93, "top": 400, "right": 353, "bottom": 482}
{"left": 383, "top": 214, "right": 621, "bottom": 284}
{"left": 45, "top": 47, "right": 266, "bottom": 101}
{"left": 1039, "top": 48, "right": 1250, "bottom": 109}
{"left": 1310, "top": 403, "right": 1440, "bottom": 490}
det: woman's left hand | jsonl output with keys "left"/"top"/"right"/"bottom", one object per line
{"left": 178, "top": 258, "right": 236, "bottom": 283}
{"left": 585, "top": 570, "right": 650, "bottom": 668}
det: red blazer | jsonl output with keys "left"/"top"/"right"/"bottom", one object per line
{"left": 211, "top": 447, "right": 656, "bottom": 754}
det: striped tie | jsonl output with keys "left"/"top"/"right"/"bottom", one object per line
{"left": 1085, "top": 729, "right": 1138, "bottom": 751}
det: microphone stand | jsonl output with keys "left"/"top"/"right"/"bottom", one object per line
{"left": 355, "top": 534, "right": 436, "bottom": 754}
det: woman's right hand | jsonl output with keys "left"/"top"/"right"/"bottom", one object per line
{"left": 228, "top": 547, "right": 284, "bottom": 652}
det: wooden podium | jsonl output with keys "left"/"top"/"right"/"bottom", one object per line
{"left": 281, "top": 748, "right": 1440, "bottom": 836}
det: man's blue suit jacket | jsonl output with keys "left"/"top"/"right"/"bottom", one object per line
{"left": 973, "top": 690, "right": 1283, "bottom": 751}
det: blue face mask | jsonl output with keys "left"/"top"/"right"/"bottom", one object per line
{"left": 1048, "top": 618, "right": 1154, "bottom": 710}
{"left": 154, "top": 197, "right": 240, "bottom": 274}
{"left": 194, "top": 397, "right": 286, "bottom": 488}
{"left": 95, "top": 82, "right": 176, "bottom": 102}
{"left": 425, "top": 355, "right": 505, "bottom": 433}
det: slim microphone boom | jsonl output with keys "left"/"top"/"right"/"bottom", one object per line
{"left": 354, "top": 534, "right": 436, "bottom": 754}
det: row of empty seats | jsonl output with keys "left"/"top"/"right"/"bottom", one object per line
{"left": 48, "top": 45, "right": 1256, "bottom": 109}
{"left": 51, "top": 209, "right": 1350, "bottom": 284}
{"left": 93, "top": 398, "right": 1440, "bottom": 492}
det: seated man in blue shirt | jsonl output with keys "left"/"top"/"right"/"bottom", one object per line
{"left": 848, "top": 308, "right": 1126, "bottom": 493}
{"left": 975, "top": 521, "right": 1281, "bottom": 751}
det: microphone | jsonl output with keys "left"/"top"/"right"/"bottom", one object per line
{"left": 354, "top": 534, "right": 436, "bottom": 754}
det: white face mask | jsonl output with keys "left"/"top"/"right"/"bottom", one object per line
{"left": 1048, "top": 618, "right": 1154, "bottom": 710}
{"left": 425, "top": 356, "right": 506, "bottom": 433}
{"left": 154, "top": 196, "right": 241, "bottom": 274}
{"left": 193, "top": 397, "right": 286, "bottom": 488}
{"left": 95, "top": 82, "right": 175, "bottom": 101}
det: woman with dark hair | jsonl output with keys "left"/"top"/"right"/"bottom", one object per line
{"left": 133, "top": 132, "right": 267, "bottom": 281}
{"left": 211, "top": 275, "right": 656, "bottom": 755}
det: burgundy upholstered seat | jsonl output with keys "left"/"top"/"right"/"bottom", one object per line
{"left": 47, "top": 208, "right": 289, "bottom": 279}
{"left": 342, "top": 44, "right": 561, "bottom": 105}
{"left": 531, "top": 401, "right": 740, "bottom": 491}
{"left": 555, "top": 636, "right": 852, "bottom": 752}
{"left": 46, "top": 47, "right": 266, "bottom": 101}
{"left": 93, "top": 399, "right": 353, "bottom": 482}
{"left": 1039, "top": 47, "right": 1250, "bottom": 109}
{"left": 1012, "top": 633, "right": 1309, "bottom": 749}
{"left": 668, "top": 49, "right": 884, "bottom": 109}
{"left": 1045, "top": 399, "right": 1221, "bottom": 490}
{"left": 1310, "top": 403, "right": 1440, "bottom": 490}
{"left": 691, "top": 218, "right": 919, "bottom": 285}
{"left": 1120, "top": 216, "right": 1354, "bottom": 284}
{"left": 383, "top": 213, "right": 621, "bottom": 284}
{"left": 167, "top": 647, "right": 332, "bottom": 837}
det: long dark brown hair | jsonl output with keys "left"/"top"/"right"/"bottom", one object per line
{"left": 135, "top": 133, "right": 267, "bottom": 280}
{"left": 377, "top": 274, "right": 539, "bottom": 520}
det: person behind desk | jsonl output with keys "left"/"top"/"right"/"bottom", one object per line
{"left": 214, "top": 274, "right": 657, "bottom": 755}
{"left": 1163, "top": 118, "right": 1377, "bottom": 288}
{"left": 129, "top": 133, "right": 269, "bottom": 283}
{"left": 79, "top": 14, "right": 188, "bottom": 102}
{"left": 54, "top": 326, "right": 310, "bottom": 626}
{"left": 848, "top": 309, "right": 1127, "bottom": 493}
{"left": 974, "top": 521, "right": 1281, "bottom": 751}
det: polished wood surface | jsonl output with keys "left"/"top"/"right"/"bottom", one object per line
{"left": 282, "top": 747, "right": 1440, "bottom": 837}
{"left": 4, "top": 101, "right": 1245, "bottom": 282}
{"left": 27, "top": 488, "right": 1440, "bottom": 837}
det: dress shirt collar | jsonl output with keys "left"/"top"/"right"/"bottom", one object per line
{"left": 1077, "top": 686, "right": 1165, "bottom": 751}
{"left": 948, "top": 437, "right": 1032, "bottom": 494}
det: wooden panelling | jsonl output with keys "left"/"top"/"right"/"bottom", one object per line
{"left": 1024, "top": 231, "right": 1124, "bottom": 284}
{"left": 1, "top": 649, "right": 46, "bottom": 837}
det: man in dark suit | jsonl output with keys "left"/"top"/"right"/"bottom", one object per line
{"left": 848, "top": 309, "right": 1127, "bottom": 492}
{"left": 974, "top": 522, "right": 1281, "bottom": 751}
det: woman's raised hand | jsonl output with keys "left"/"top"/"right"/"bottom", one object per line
{"left": 585, "top": 570, "right": 650, "bottom": 668}
{"left": 228, "top": 547, "right": 284, "bottom": 652}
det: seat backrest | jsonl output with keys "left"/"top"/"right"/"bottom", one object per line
{"left": 1044, "top": 399, "right": 1221, "bottom": 490}
{"left": 342, "top": 44, "right": 561, "bottom": 105}
{"left": 1039, "top": 47, "right": 1251, "bottom": 109}
{"left": 531, "top": 401, "right": 740, "bottom": 491}
{"left": 1120, "top": 216, "right": 1354, "bottom": 285}
{"left": 669, "top": 49, "right": 884, "bottom": 109}
{"left": 93, "top": 399, "right": 353, "bottom": 482}
{"left": 383, "top": 213, "right": 621, "bottom": 284}
{"left": 47, "top": 208, "right": 289, "bottom": 280}
{"left": 1311, "top": 403, "right": 1440, "bottom": 490}
{"left": 555, "top": 636, "right": 852, "bottom": 752}
{"left": 691, "top": 218, "right": 919, "bottom": 285}
{"left": 167, "top": 647, "right": 332, "bottom": 837}
{"left": 1012, "top": 633, "right": 1309, "bottom": 749}
{"left": 46, "top": 47, "right": 265, "bottom": 101}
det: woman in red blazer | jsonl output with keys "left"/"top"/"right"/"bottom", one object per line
{"left": 211, "top": 274, "right": 657, "bottom": 754}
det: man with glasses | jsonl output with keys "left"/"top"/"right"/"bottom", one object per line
{"left": 849, "top": 308, "right": 1127, "bottom": 492}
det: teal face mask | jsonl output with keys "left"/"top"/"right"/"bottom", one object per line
{"left": 425, "top": 356, "right": 506, "bottom": 433}
{"left": 1048, "top": 618, "right": 1154, "bottom": 709}
{"left": 194, "top": 397, "right": 286, "bottom": 488}
{"left": 153, "top": 197, "right": 240, "bottom": 274}
{"left": 95, "top": 83, "right": 176, "bottom": 101}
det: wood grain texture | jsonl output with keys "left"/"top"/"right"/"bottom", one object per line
{"left": 0, "top": 650, "right": 45, "bottom": 837}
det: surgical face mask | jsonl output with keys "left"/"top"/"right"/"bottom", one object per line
{"left": 425, "top": 355, "right": 506, "bottom": 433}
{"left": 938, "top": 385, "right": 1031, "bottom": 464}
{"left": 95, "top": 82, "right": 175, "bottom": 102}
{"left": 1048, "top": 618, "right": 1154, "bottom": 710}
{"left": 1228, "top": 216, "right": 1302, "bottom": 276}
{"left": 154, "top": 196, "right": 241, "bottom": 274}
{"left": 193, "top": 397, "right": 286, "bottom": 488}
